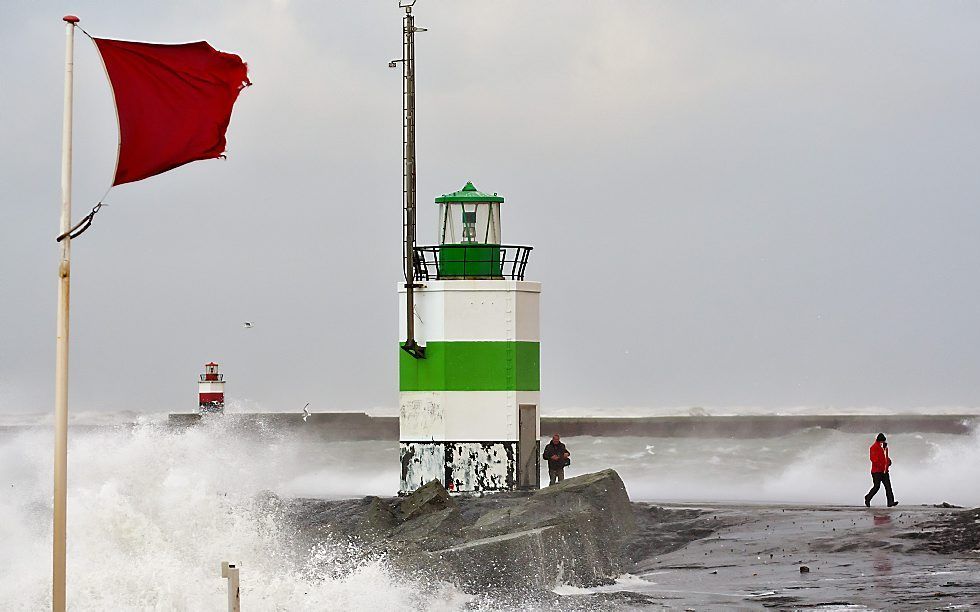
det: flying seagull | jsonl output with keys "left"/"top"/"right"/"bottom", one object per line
{"left": 302, "top": 403, "right": 311, "bottom": 422}
{"left": 243, "top": 321, "right": 253, "bottom": 329}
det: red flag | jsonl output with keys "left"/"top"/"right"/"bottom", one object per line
{"left": 93, "top": 38, "right": 250, "bottom": 186}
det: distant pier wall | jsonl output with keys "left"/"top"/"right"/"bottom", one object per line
{"left": 167, "top": 412, "right": 398, "bottom": 440}
{"left": 166, "top": 413, "right": 978, "bottom": 440}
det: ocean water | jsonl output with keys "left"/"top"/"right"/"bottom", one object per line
{"left": 0, "top": 413, "right": 977, "bottom": 610}
{"left": 574, "top": 426, "right": 980, "bottom": 505}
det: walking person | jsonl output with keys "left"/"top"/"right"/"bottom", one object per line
{"left": 865, "top": 433, "right": 899, "bottom": 507}
{"left": 543, "top": 434, "right": 571, "bottom": 486}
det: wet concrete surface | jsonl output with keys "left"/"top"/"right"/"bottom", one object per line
{"left": 588, "top": 503, "right": 980, "bottom": 610}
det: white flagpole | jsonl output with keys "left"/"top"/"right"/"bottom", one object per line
{"left": 54, "top": 14, "right": 78, "bottom": 612}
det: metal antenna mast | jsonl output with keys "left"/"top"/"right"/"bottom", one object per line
{"left": 393, "top": 1, "right": 425, "bottom": 359}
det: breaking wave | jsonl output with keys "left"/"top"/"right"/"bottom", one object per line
{"left": 0, "top": 419, "right": 467, "bottom": 611}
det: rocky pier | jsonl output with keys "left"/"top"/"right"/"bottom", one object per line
{"left": 289, "top": 469, "right": 640, "bottom": 599}
{"left": 282, "top": 471, "right": 980, "bottom": 608}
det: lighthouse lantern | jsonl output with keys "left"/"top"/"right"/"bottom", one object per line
{"left": 435, "top": 182, "right": 504, "bottom": 278}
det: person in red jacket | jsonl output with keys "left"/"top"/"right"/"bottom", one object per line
{"left": 864, "top": 433, "right": 898, "bottom": 507}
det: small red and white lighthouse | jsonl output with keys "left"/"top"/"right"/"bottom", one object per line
{"left": 198, "top": 362, "right": 226, "bottom": 414}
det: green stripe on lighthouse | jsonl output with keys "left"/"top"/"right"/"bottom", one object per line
{"left": 399, "top": 341, "right": 540, "bottom": 391}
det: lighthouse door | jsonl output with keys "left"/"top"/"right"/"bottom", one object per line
{"left": 518, "top": 404, "right": 540, "bottom": 489}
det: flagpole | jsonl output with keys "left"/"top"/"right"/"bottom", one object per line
{"left": 54, "top": 14, "right": 78, "bottom": 612}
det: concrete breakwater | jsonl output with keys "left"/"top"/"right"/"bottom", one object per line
{"left": 166, "top": 412, "right": 977, "bottom": 440}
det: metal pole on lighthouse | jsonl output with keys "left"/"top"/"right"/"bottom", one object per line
{"left": 53, "top": 14, "right": 78, "bottom": 612}
{"left": 397, "top": 1, "right": 425, "bottom": 359}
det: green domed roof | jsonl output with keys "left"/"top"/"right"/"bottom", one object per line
{"left": 434, "top": 181, "right": 504, "bottom": 203}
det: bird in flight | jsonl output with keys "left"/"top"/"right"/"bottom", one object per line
{"left": 302, "top": 403, "right": 311, "bottom": 422}
{"left": 243, "top": 322, "right": 253, "bottom": 329}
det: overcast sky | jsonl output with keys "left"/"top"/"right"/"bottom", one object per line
{"left": 2, "top": 1, "right": 980, "bottom": 416}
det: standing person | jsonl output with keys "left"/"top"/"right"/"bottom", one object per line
{"left": 865, "top": 433, "right": 899, "bottom": 507}
{"left": 543, "top": 434, "right": 571, "bottom": 486}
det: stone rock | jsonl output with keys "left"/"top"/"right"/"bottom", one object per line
{"left": 293, "top": 469, "right": 641, "bottom": 594}
{"left": 309, "top": 495, "right": 398, "bottom": 541}
{"left": 469, "top": 469, "right": 634, "bottom": 536}
{"left": 799, "top": 565, "right": 810, "bottom": 573}
{"left": 431, "top": 526, "right": 561, "bottom": 593}
{"left": 434, "top": 469, "right": 637, "bottom": 590}
{"left": 395, "top": 478, "right": 457, "bottom": 522}
{"left": 390, "top": 506, "right": 464, "bottom": 551}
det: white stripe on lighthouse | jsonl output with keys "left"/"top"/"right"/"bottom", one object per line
{"left": 400, "top": 390, "right": 540, "bottom": 441}
{"left": 398, "top": 280, "right": 540, "bottom": 343}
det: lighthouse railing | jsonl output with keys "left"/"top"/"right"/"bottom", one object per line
{"left": 414, "top": 244, "right": 532, "bottom": 281}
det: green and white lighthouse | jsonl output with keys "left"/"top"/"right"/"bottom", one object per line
{"left": 393, "top": 5, "right": 540, "bottom": 494}
{"left": 399, "top": 183, "right": 541, "bottom": 493}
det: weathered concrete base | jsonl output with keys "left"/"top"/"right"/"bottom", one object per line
{"left": 399, "top": 441, "right": 517, "bottom": 494}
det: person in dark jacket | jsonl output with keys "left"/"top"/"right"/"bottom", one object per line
{"left": 865, "top": 433, "right": 898, "bottom": 507}
{"left": 543, "top": 434, "right": 570, "bottom": 485}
